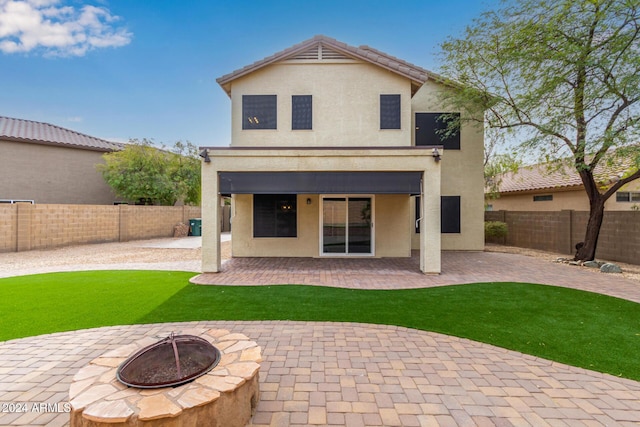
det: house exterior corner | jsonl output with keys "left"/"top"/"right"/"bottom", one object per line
{"left": 201, "top": 35, "right": 485, "bottom": 274}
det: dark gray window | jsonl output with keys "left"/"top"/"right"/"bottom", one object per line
{"left": 415, "top": 112, "right": 460, "bottom": 149}
{"left": 441, "top": 196, "right": 461, "bottom": 233}
{"left": 380, "top": 94, "right": 401, "bottom": 129}
{"left": 292, "top": 95, "right": 312, "bottom": 130}
{"left": 533, "top": 194, "right": 553, "bottom": 202}
{"left": 253, "top": 194, "right": 297, "bottom": 237}
{"left": 415, "top": 195, "right": 461, "bottom": 233}
{"left": 616, "top": 191, "right": 640, "bottom": 202}
{"left": 242, "top": 95, "right": 277, "bottom": 129}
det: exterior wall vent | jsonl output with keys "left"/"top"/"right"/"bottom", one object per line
{"left": 287, "top": 44, "right": 352, "bottom": 61}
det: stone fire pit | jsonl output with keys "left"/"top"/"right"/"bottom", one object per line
{"left": 69, "top": 328, "right": 261, "bottom": 427}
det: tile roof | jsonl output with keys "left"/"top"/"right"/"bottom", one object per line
{"left": 0, "top": 116, "right": 121, "bottom": 152}
{"left": 216, "top": 35, "right": 451, "bottom": 97}
{"left": 494, "top": 157, "right": 633, "bottom": 194}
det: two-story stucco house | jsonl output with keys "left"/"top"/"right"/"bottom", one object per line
{"left": 200, "top": 35, "right": 484, "bottom": 274}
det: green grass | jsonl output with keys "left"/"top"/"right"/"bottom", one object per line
{"left": 1, "top": 270, "right": 639, "bottom": 381}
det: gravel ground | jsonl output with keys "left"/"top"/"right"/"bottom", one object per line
{"left": 485, "top": 243, "right": 640, "bottom": 283}
{"left": 0, "top": 237, "right": 231, "bottom": 278}
{"left": 1, "top": 238, "right": 638, "bottom": 282}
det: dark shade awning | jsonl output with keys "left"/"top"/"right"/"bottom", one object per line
{"left": 219, "top": 172, "right": 422, "bottom": 195}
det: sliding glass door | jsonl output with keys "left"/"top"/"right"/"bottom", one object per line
{"left": 322, "top": 196, "right": 373, "bottom": 255}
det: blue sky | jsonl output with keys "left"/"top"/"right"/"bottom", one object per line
{"left": 0, "top": 0, "right": 500, "bottom": 147}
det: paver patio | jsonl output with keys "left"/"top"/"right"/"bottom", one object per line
{"left": 1, "top": 247, "right": 639, "bottom": 426}
{"left": 193, "top": 251, "right": 640, "bottom": 303}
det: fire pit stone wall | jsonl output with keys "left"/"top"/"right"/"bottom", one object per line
{"left": 68, "top": 328, "right": 261, "bottom": 427}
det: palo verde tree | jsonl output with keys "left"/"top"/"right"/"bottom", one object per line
{"left": 98, "top": 139, "right": 201, "bottom": 206}
{"left": 439, "top": 0, "right": 640, "bottom": 260}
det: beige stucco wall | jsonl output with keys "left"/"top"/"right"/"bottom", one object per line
{"left": 0, "top": 140, "right": 117, "bottom": 205}
{"left": 489, "top": 179, "right": 640, "bottom": 211}
{"left": 229, "top": 61, "right": 412, "bottom": 147}
{"left": 410, "top": 81, "right": 485, "bottom": 251}
{"left": 204, "top": 54, "right": 485, "bottom": 273}
{"left": 374, "top": 194, "right": 412, "bottom": 257}
{"left": 231, "top": 193, "right": 319, "bottom": 257}
{"left": 201, "top": 148, "right": 441, "bottom": 272}
{"left": 230, "top": 193, "right": 411, "bottom": 258}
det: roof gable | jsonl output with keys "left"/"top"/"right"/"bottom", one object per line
{"left": 0, "top": 116, "right": 121, "bottom": 152}
{"left": 216, "top": 35, "right": 448, "bottom": 97}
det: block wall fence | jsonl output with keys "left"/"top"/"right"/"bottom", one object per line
{"left": 0, "top": 204, "right": 231, "bottom": 253}
{"left": 485, "top": 210, "right": 640, "bottom": 265}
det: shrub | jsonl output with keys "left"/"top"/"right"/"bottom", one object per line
{"left": 485, "top": 221, "right": 508, "bottom": 240}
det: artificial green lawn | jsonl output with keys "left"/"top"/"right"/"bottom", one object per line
{"left": 1, "top": 270, "right": 639, "bottom": 381}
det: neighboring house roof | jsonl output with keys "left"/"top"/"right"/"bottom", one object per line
{"left": 0, "top": 116, "right": 122, "bottom": 152}
{"left": 216, "top": 35, "right": 451, "bottom": 97}
{"left": 493, "top": 157, "right": 634, "bottom": 194}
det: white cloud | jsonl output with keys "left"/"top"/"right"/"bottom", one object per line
{"left": 0, "top": 0, "right": 132, "bottom": 56}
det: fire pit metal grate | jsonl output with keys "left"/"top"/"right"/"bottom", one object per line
{"left": 116, "top": 333, "right": 221, "bottom": 388}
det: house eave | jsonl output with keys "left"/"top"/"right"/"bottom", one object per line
{"left": 1, "top": 136, "right": 119, "bottom": 153}
{"left": 215, "top": 35, "right": 454, "bottom": 98}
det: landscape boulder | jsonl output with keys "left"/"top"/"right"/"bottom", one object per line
{"left": 600, "top": 263, "right": 622, "bottom": 274}
{"left": 583, "top": 261, "right": 601, "bottom": 269}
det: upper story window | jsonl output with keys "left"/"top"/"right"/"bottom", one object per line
{"left": 616, "top": 191, "right": 640, "bottom": 202}
{"left": 415, "top": 112, "right": 460, "bottom": 150}
{"left": 242, "top": 95, "right": 277, "bottom": 129}
{"left": 292, "top": 95, "right": 312, "bottom": 130}
{"left": 380, "top": 94, "right": 401, "bottom": 129}
{"left": 533, "top": 195, "right": 553, "bottom": 202}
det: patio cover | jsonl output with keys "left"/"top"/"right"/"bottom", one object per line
{"left": 218, "top": 171, "right": 422, "bottom": 195}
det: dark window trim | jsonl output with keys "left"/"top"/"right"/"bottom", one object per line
{"left": 253, "top": 194, "right": 297, "bottom": 238}
{"left": 441, "top": 195, "right": 461, "bottom": 234}
{"left": 415, "top": 112, "right": 460, "bottom": 150}
{"left": 380, "top": 94, "right": 401, "bottom": 129}
{"left": 616, "top": 191, "right": 640, "bottom": 202}
{"left": 415, "top": 195, "right": 461, "bottom": 234}
{"left": 242, "top": 95, "right": 277, "bottom": 130}
{"left": 533, "top": 194, "right": 553, "bottom": 202}
{"left": 292, "top": 95, "right": 312, "bottom": 130}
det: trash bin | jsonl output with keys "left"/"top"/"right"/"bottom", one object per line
{"left": 189, "top": 218, "right": 202, "bottom": 236}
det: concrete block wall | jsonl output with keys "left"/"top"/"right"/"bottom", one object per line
{"left": 29, "top": 204, "right": 120, "bottom": 250}
{"left": 591, "top": 211, "right": 640, "bottom": 265}
{"left": 120, "top": 205, "right": 183, "bottom": 241}
{"left": 486, "top": 210, "right": 640, "bottom": 265}
{"left": 0, "top": 205, "right": 17, "bottom": 252}
{"left": 0, "top": 204, "right": 202, "bottom": 253}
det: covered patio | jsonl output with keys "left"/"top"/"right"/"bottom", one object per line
{"left": 200, "top": 146, "right": 442, "bottom": 274}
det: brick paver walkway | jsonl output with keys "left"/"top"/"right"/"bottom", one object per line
{"left": 2, "top": 249, "right": 640, "bottom": 426}
{"left": 192, "top": 251, "right": 640, "bottom": 303}
{"left": 1, "top": 321, "right": 640, "bottom": 427}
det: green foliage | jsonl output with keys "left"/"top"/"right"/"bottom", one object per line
{"left": 441, "top": 0, "right": 640, "bottom": 156}
{"left": 1, "top": 271, "right": 639, "bottom": 380}
{"left": 485, "top": 221, "right": 508, "bottom": 239}
{"left": 439, "top": 0, "right": 640, "bottom": 259}
{"left": 485, "top": 153, "right": 521, "bottom": 199}
{"left": 97, "top": 139, "right": 201, "bottom": 206}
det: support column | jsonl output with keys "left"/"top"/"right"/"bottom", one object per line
{"left": 420, "top": 167, "right": 441, "bottom": 274}
{"left": 202, "top": 162, "right": 221, "bottom": 273}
